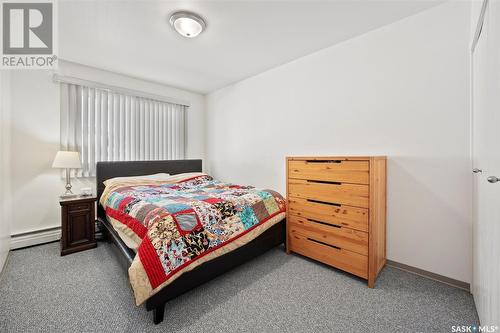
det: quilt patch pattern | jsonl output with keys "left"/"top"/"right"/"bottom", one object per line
{"left": 105, "top": 175, "right": 286, "bottom": 289}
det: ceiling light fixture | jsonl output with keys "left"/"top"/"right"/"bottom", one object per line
{"left": 169, "top": 11, "right": 207, "bottom": 38}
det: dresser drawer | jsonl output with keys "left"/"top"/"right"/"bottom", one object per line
{"left": 289, "top": 233, "right": 368, "bottom": 279}
{"left": 288, "top": 178, "right": 369, "bottom": 208}
{"left": 289, "top": 215, "right": 368, "bottom": 255}
{"left": 288, "top": 197, "right": 368, "bottom": 232}
{"left": 288, "top": 160, "right": 369, "bottom": 184}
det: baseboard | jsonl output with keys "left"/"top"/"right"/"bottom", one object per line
{"left": 386, "top": 259, "right": 470, "bottom": 292}
{"left": 10, "top": 227, "right": 61, "bottom": 250}
{"left": 0, "top": 248, "right": 9, "bottom": 277}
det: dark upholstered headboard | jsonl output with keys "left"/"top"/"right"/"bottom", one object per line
{"left": 96, "top": 159, "right": 202, "bottom": 219}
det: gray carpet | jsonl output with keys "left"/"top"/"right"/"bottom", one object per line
{"left": 0, "top": 242, "right": 478, "bottom": 332}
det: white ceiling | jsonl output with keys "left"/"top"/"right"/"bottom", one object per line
{"left": 59, "top": 0, "right": 443, "bottom": 94}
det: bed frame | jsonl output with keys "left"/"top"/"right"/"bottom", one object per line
{"left": 95, "top": 160, "right": 285, "bottom": 324}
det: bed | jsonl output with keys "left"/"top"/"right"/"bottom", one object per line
{"left": 96, "top": 159, "right": 286, "bottom": 324}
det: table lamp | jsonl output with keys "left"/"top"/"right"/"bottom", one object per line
{"left": 52, "top": 151, "right": 82, "bottom": 198}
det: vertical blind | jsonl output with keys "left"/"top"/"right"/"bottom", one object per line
{"left": 60, "top": 83, "right": 187, "bottom": 177}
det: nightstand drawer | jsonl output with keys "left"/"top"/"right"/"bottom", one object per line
{"left": 68, "top": 203, "right": 92, "bottom": 213}
{"left": 289, "top": 215, "right": 368, "bottom": 255}
{"left": 288, "top": 178, "right": 369, "bottom": 208}
{"left": 288, "top": 196, "right": 369, "bottom": 232}
{"left": 288, "top": 159, "right": 369, "bottom": 184}
{"left": 289, "top": 233, "right": 368, "bottom": 279}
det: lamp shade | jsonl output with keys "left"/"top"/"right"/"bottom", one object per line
{"left": 52, "top": 151, "right": 82, "bottom": 169}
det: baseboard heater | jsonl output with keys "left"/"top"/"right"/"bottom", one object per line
{"left": 10, "top": 227, "right": 61, "bottom": 250}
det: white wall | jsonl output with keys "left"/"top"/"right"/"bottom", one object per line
{"left": 206, "top": 2, "right": 472, "bottom": 283}
{"left": 7, "top": 61, "right": 206, "bottom": 236}
{"left": 0, "top": 71, "right": 12, "bottom": 271}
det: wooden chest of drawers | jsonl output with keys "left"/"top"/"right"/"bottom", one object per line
{"left": 286, "top": 156, "right": 386, "bottom": 287}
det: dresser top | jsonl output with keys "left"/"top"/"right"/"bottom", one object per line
{"left": 286, "top": 156, "right": 386, "bottom": 161}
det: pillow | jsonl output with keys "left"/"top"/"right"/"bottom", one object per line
{"left": 104, "top": 173, "right": 171, "bottom": 186}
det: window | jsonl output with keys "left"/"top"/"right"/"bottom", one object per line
{"left": 60, "top": 80, "right": 187, "bottom": 177}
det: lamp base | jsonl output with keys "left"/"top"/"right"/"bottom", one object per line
{"left": 60, "top": 170, "right": 77, "bottom": 199}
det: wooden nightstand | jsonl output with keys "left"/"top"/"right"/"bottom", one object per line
{"left": 60, "top": 196, "right": 97, "bottom": 256}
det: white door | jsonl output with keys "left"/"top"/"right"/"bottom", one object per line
{"left": 471, "top": 0, "right": 500, "bottom": 327}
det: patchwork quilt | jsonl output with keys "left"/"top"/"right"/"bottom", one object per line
{"left": 100, "top": 173, "right": 286, "bottom": 305}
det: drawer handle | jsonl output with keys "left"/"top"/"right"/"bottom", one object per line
{"left": 306, "top": 160, "right": 341, "bottom": 164}
{"left": 70, "top": 205, "right": 89, "bottom": 211}
{"left": 306, "top": 199, "right": 341, "bottom": 207}
{"left": 306, "top": 179, "right": 341, "bottom": 185}
{"left": 306, "top": 218, "right": 341, "bottom": 228}
{"left": 307, "top": 238, "right": 341, "bottom": 250}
